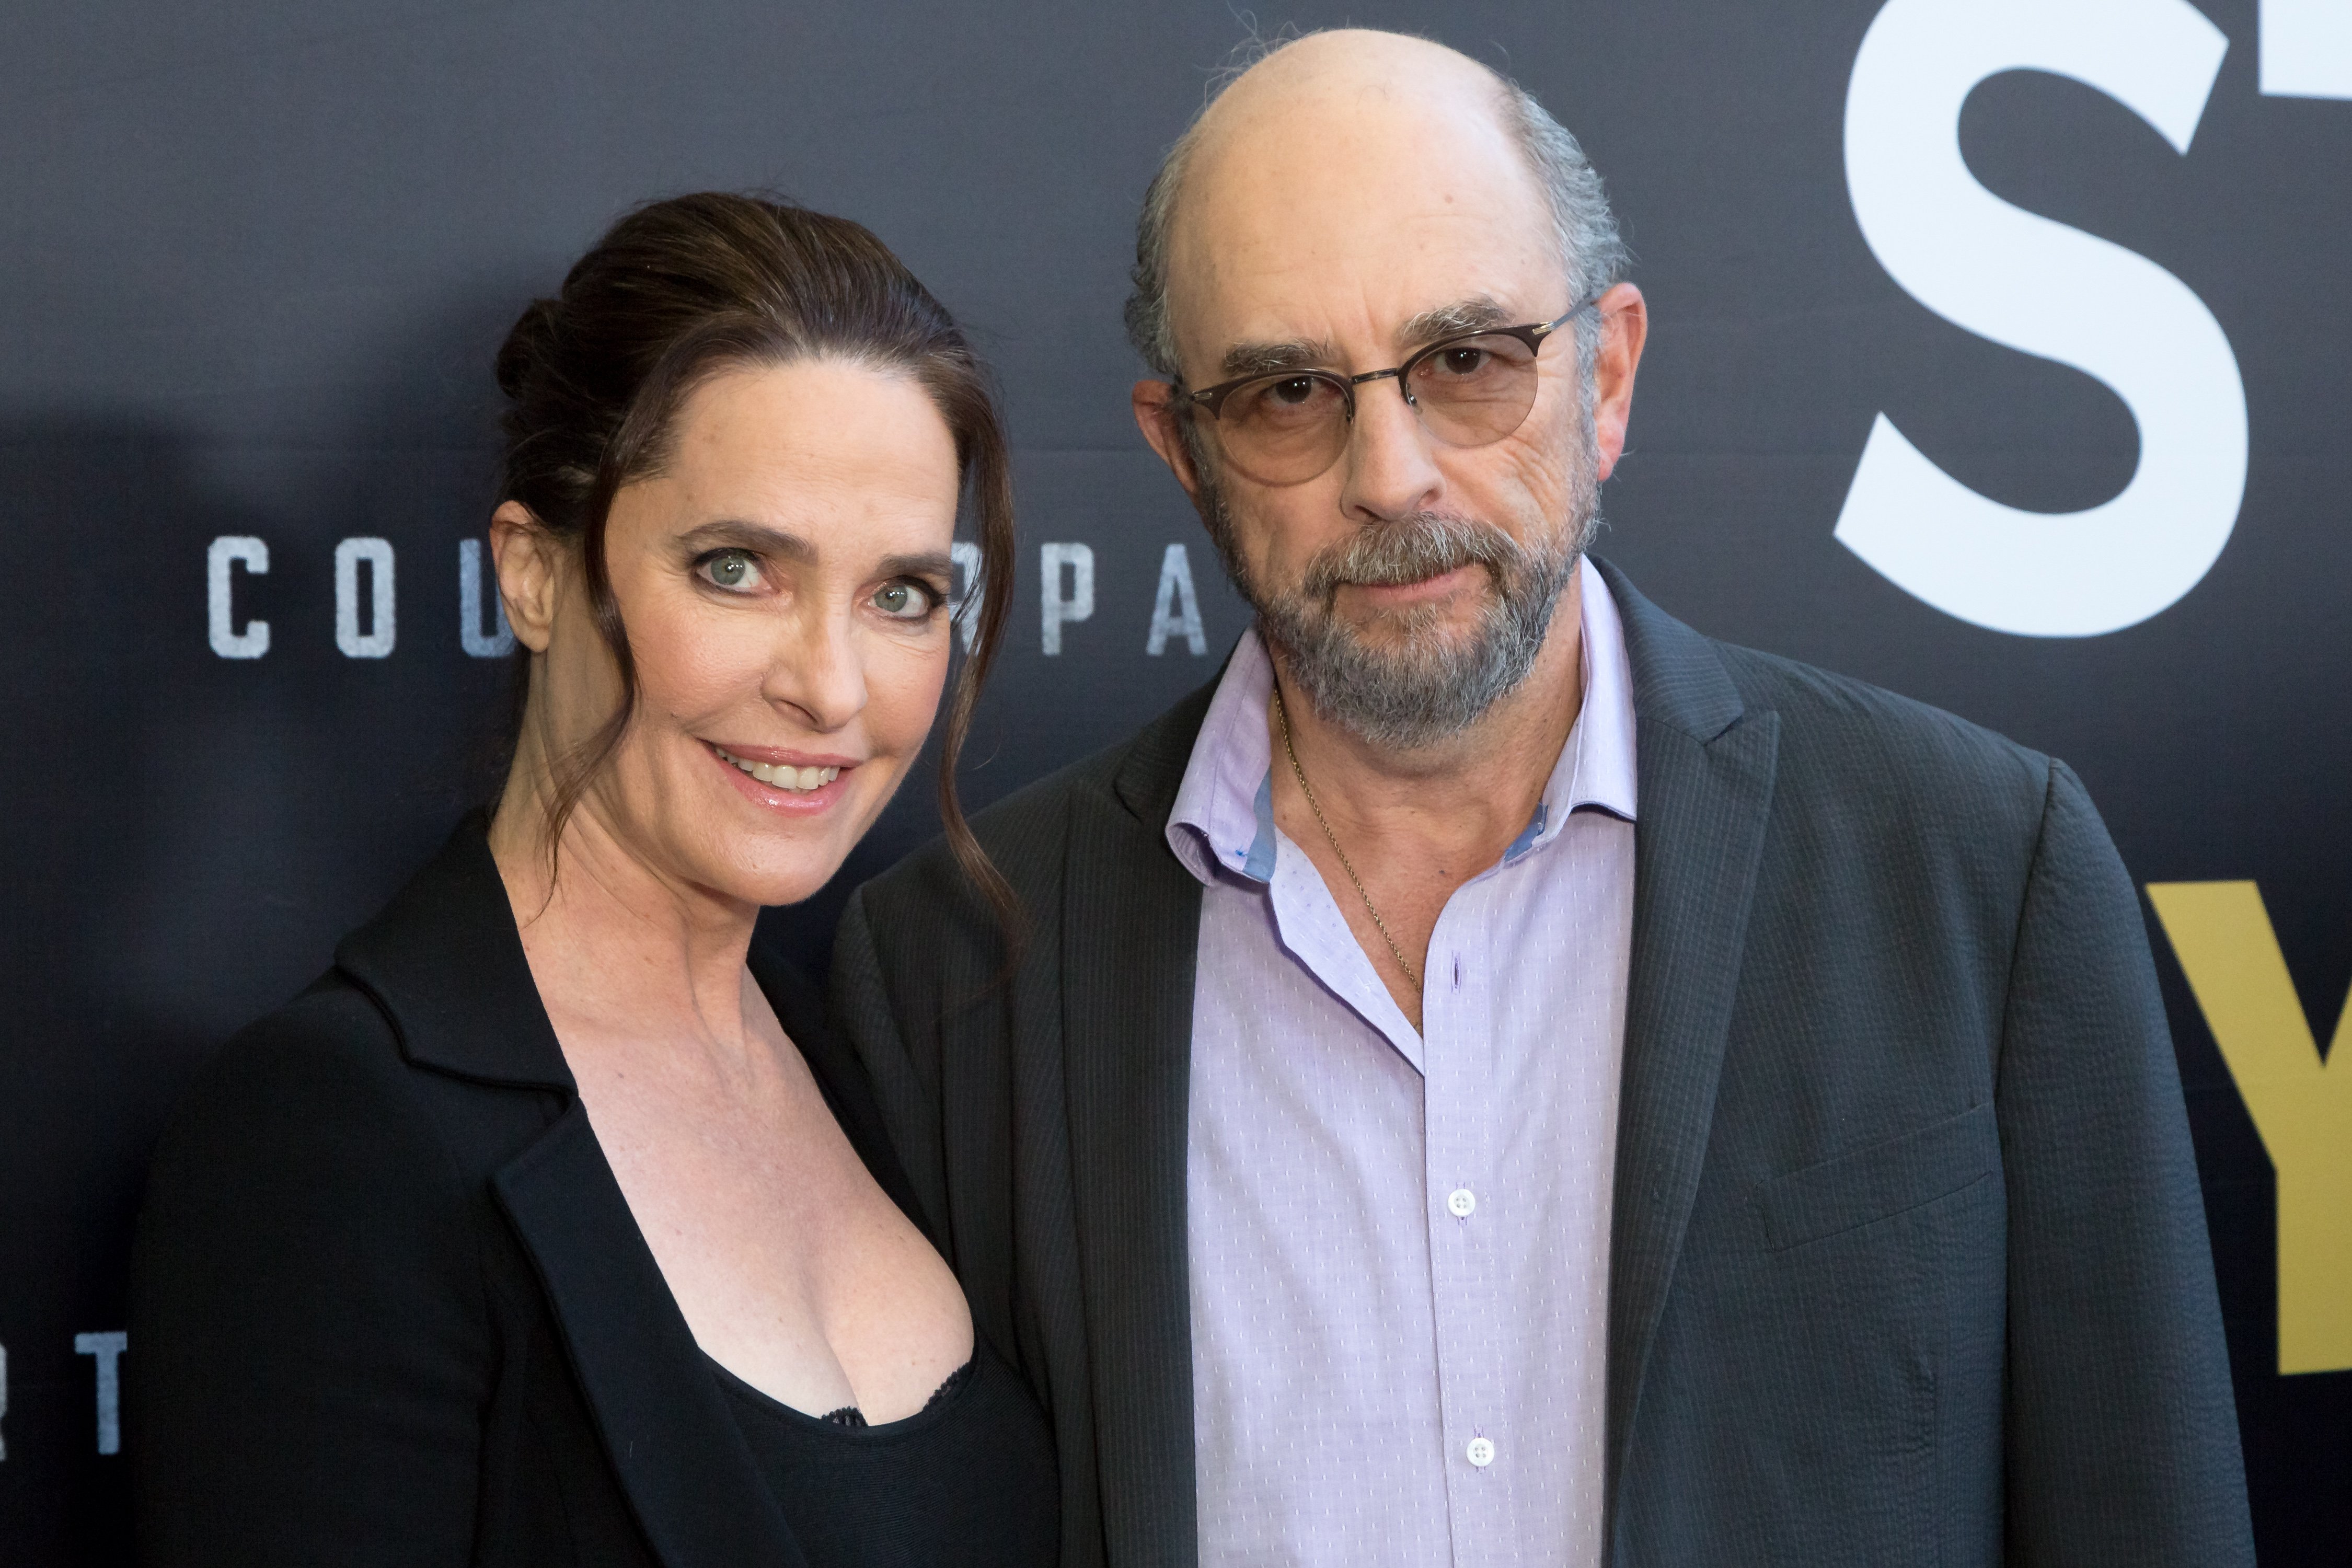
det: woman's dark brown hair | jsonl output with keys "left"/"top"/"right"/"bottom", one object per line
{"left": 492, "top": 192, "right": 1016, "bottom": 924}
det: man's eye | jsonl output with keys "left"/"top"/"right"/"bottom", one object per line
{"left": 699, "top": 550, "right": 763, "bottom": 591}
{"left": 872, "top": 581, "right": 937, "bottom": 620}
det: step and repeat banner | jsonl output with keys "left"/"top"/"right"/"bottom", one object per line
{"left": 2, "top": 0, "right": 2345, "bottom": 1560}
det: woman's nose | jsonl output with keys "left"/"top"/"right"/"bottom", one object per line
{"left": 766, "top": 610, "right": 868, "bottom": 732}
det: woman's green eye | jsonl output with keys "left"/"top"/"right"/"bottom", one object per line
{"left": 873, "top": 582, "right": 933, "bottom": 619}
{"left": 702, "top": 550, "right": 759, "bottom": 590}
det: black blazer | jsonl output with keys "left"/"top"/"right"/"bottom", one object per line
{"left": 128, "top": 814, "right": 978, "bottom": 1567}
{"left": 829, "top": 560, "right": 2255, "bottom": 1568}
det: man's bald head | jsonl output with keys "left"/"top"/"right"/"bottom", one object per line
{"left": 1124, "top": 29, "right": 1627, "bottom": 381}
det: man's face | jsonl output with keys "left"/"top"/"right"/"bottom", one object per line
{"left": 1186, "top": 386, "right": 1600, "bottom": 752}
{"left": 1143, "top": 60, "right": 1640, "bottom": 748}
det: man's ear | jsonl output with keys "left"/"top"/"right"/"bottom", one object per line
{"left": 1132, "top": 380, "right": 1205, "bottom": 502}
{"left": 489, "top": 500, "right": 562, "bottom": 654}
{"left": 1588, "top": 282, "right": 1649, "bottom": 485}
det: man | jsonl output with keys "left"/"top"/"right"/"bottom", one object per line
{"left": 832, "top": 28, "right": 2252, "bottom": 1567}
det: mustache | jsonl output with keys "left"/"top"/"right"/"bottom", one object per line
{"left": 1299, "top": 513, "right": 1531, "bottom": 602}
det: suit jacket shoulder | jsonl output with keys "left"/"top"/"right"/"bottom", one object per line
{"left": 845, "top": 676, "right": 1218, "bottom": 1020}
{"left": 1714, "top": 638, "right": 2050, "bottom": 817}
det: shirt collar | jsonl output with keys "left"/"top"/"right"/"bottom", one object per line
{"left": 1166, "top": 555, "right": 1639, "bottom": 886}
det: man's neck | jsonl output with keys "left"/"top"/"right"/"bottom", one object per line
{"left": 1264, "top": 582, "right": 1586, "bottom": 1027}
{"left": 1271, "top": 587, "right": 1585, "bottom": 859}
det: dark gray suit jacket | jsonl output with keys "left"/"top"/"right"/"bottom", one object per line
{"left": 831, "top": 560, "right": 2253, "bottom": 1567}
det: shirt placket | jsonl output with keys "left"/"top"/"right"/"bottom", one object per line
{"left": 1424, "top": 870, "right": 1507, "bottom": 1562}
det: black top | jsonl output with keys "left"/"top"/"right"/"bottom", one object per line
{"left": 127, "top": 812, "right": 1058, "bottom": 1567}
{"left": 708, "top": 1345, "right": 1057, "bottom": 1567}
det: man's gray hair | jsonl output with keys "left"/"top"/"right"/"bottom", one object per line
{"left": 1123, "top": 37, "right": 1632, "bottom": 381}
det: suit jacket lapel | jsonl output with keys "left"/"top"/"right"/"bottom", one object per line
{"left": 494, "top": 1104, "right": 808, "bottom": 1568}
{"left": 1060, "top": 688, "right": 1213, "bottom": 1567}
{"left": 1593, "top": 561, "right": 1780, "bottom": 1549}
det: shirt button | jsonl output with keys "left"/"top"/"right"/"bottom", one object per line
{"left": 1447, "top": 1187, "right": 1478, "bottom": 1218}
{"left": 1466, "top": 1436, "right": 1496, "bottom": 1468}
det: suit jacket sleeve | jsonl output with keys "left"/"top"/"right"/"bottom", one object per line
{"left": 128, "top": 988, "right": 492, "bottom": 1567}
{"left": 1997, "top": 760, "right": 2253, "bottom": 1565}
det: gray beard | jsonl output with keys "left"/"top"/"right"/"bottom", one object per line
{"left": 1195, "top": 438, "right": 1600, "bottom": 752}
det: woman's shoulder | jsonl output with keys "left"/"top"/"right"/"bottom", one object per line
{"left": 148, "top": 973, "right": 478, "bottom": 1225}
{"left": 213, "top": 970, "right": 408, "bottom": 1080}
{"left": 128, "top": 972, "right": 517, "bottom": 1564}
{"left": 148, "top": 809, "right": 562, "bottom": 1223}
{"left": 140, "top": 813, "right": 579, "bottom": 1282}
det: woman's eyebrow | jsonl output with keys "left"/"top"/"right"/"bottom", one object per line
{"left": 679, "top": 522, "right": 950, "bottom": 584}
{"left": 879, "top": 550, "right": 955, "bottom": 582}
{"left": 676, "top": 519, "right": 817, "bottom": 562}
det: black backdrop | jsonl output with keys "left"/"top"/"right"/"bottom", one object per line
{"left": 3, "top": 2, "right": 2345, "bottom": 1561}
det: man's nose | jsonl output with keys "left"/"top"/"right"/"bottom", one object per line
{"left": 1336, "top": 376, "right": 1444, "bottom": 522}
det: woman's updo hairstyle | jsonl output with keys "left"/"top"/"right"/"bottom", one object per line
{"left": 493, "top": 192, "right": 1016, "bottom": 921}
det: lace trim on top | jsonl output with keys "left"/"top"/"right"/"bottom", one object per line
{"left": 815, "top": 1358, "right": 977, "bottom": 1428}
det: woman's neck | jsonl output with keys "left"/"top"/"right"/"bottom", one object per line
{"left": 487, "top": 778, "right": 768, "bottom": 1073}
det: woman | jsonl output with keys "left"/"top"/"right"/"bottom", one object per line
{"left": 128, "top": 194, "right": 1054, "bottom": 1566}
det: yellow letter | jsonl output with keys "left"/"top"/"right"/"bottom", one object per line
{"left": 2147, "top": 881, "right": 2352, "bottom": 1375}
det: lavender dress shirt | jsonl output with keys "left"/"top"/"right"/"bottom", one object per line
{"left": 1164, "top": 557, "right": 1638, "bottom": 1566}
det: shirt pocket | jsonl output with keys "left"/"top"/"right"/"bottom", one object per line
{"left": 1756, "top": 1101, "right": 2000, "bottom": 1252}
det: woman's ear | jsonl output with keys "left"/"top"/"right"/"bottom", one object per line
{"left": 489, "top": 500, "right": 562, "bottom": 654}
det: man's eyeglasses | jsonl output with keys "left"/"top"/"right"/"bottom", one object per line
{"left": 1175, "top": 298, "right": 1600, "bottom": 487}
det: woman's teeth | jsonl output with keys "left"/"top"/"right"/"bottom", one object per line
{"left": 714, "top": 748, "right": 842, "bottom": 792}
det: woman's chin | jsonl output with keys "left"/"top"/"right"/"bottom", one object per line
{"left": 700, "top": 841, "right": 852, "bottom": 910}
{"left": 668, "top": 753, "right": 896, "bottom": 907}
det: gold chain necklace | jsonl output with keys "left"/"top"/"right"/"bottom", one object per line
{"left": 1271, "top": 685, "right": 1422, "bottom": 989}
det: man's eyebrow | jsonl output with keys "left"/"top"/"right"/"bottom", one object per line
{"left": 676, "top": 520, "right": 817, "bottom": 563}
{"left": 1398, "top": 297, "right": 1515, "bottom": 345}
{"left": 1218, "top": 338, "right": 1338, "bottom": 379}
{"left": 1213, "top": 299, "right": 1519, "bottom": 381}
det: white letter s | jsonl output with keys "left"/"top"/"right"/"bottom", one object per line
{"left": 1839, "top": 0, "right": 2245, "bottom": 637}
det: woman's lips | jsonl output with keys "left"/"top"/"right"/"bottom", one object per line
{"left": 706, "top": 742, "right": 859, "bottom": 812}
{"left": 712, "top": 745, "right": 841, "bottom": 793}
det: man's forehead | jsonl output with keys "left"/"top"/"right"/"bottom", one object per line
{"left": 1166, "top": 62, "right": 1560, "bottom": 368}
{"left": 1179, "top": 65, "right": 1539, "bottom": 238}
{"left": 1192, "top": 28, "right": 1508, "bottom": 143}
{"left": 1170, "top": 164, "right": 1559, "bottom": 370}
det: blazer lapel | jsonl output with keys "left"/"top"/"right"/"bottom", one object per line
{"left": 494, "top": 1102, "right": 808, "bottom": 1568}
{"left": 1592, "top": 561, "right": 1780, "bottom": 1546}
{"left": 1060, "top": 690, "right": 1212, "bottom": 1567}
{"left": 341, "top": 815, "right": 805, "bottom": 1568}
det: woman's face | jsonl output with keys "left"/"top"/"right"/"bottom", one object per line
{"left": 522, "top": 358, "right": 962, "bottom": 909}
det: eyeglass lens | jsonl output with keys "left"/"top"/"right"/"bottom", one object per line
{"left": 1212, "top": 331, "right": 1544, "bottom": 486}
